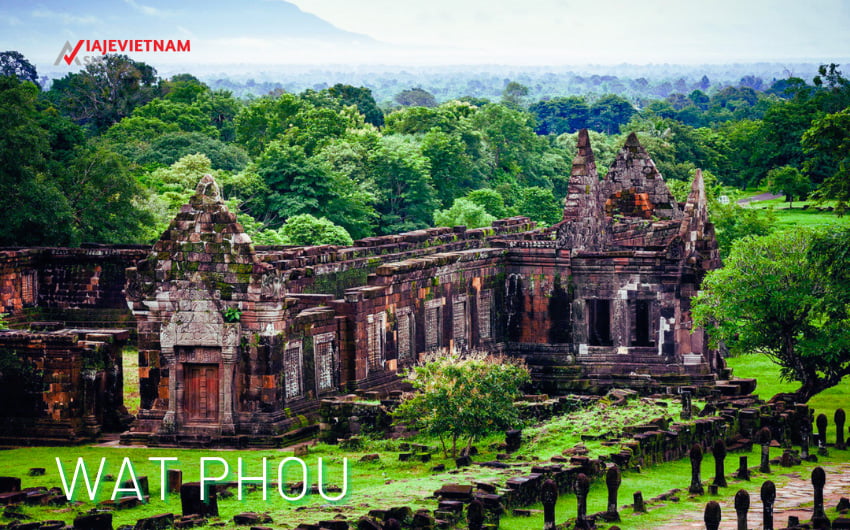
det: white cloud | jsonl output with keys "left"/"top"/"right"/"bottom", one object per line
{"left": 285, "top": 0, "right": 850, "bottom": 64}
{"left": 31, "top": 9, "right": 99, "bottom": 25}
{"left": 122, "top": 0, "right": 171, "bottom": 18}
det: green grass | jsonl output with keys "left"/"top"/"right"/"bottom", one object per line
{"left": 123, "top": 347, "right": 140, "bottom": 414}
{"left": 3, "top": 351, "right": 844, "bottom": 529}
{"left": 738, "top": 194, "right": 850, "bottom": 230}
{"left": 0, "top": 441, "right": 513, "bottom": 528}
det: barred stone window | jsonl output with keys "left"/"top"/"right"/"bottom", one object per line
{"left": 452, "top": 295, "right": 467, "bottom": 347}
{"left": 367, "top": 313, "right": 385, "bottom": 371}
{"left": 283, "top": 341, "right": 303, "bottom": 399}
{"left": 478, "top": 289, "right": 492, "bottom": 340}
{"left": 396, "top": 308, "right": 414, "bottom": 362}
{"left": 21, "top": 270, "right": 36, "bottom": 306}
{"left": 315, "top": 333, "right": 335, "bottom": 392}
{"left": 425, "top": 299, "right": 443, "bottom": 350}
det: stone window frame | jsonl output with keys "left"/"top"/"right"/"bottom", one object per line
{"left": 283, "top": 340, "right": 304, "bottom": 400}
{"left": 452, "top": 294, "right": 468, "bottom": 349}
{"left": 21, "top": 269, "right": 37, "bottom": 307}
{"left": 366, "top": 312, "right": 385, "bottom": 372}
{"left": 314, "top": 332, "right": 336, "bottom": 393}
{"left": 425, "top": 298, "right": 444, "bottom": 351}
{"left": 478, "top": 289, "right": 493, "bottom": 341}
{"left": 396, "top": 307, "right": 414, "bottom": 363}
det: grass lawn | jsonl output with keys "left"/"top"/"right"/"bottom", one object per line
{"left": 0, "top": 398, "right": 686, "bottom": 528}
{"left": 737, "top": 192, "right": 850, "bottom": 230}
{"left": 1, "top": 351, "right": 844, "bottom": 529}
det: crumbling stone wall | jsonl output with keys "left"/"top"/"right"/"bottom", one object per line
{"left": 0, "top": 246, "right": 146, "bottom": 326}
{"left": 0, "top": 326, "right": 131, "bottom": 444}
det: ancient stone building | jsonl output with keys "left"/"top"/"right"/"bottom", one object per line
{"left": 0, "top": 130, "right": 720, "bottom": 446}
{"left": 0, "top": 325, "right": 132, "bottom": 444}
{"left": 111, "top": 130, "right": 721, "bottom": 446}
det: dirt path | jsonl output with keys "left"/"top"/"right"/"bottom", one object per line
{"left": 737, "top": 192, "right": 784, "bottom": 204}
{"left": 653, "top": 462, "right": 850, "bottom": 529}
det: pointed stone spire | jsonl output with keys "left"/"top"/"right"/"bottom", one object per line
{"left": 602, "top": 133, "right": 681, "bottom": 220}
{"left": 562, "top": 129, "right": 602, "bottom": 221}
{"left": 681, "top": 168, "right": 708, "bottom": 227}
{"left": 149, "top": 174, "right": 257, "bottom": 288}
{"left": 557, "top": 129, "right": 609, "bottom": 251}
{"left": 677, "top": 169, "right": 720, "bottom": 269}
{"left": 192, "top": 174, "right": 223, "bottom": 206}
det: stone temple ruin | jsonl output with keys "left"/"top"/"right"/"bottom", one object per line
{"left": 0, "top": 130, "right": 721, "bottom": 446}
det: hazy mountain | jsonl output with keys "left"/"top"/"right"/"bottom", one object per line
{"left": 0, "top": 0, "right": 378, "bottom": 70}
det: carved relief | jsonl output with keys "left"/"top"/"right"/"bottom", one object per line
{"left": 283, "top": 341, "right": 303, "bottom": 399}
{"left": 315, "top": 332, "right": 336, "bottom": 392}
{"left": 478, "top": 289, "right": 492, "bottom": 340}
{"left": 366, "top": 313, "right": 385, "bottom": 371}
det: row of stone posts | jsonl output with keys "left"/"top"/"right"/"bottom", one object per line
{"left": 703, "top": 467, "right": 845, "bottom": 530}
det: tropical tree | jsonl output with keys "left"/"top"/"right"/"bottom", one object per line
{"left": 277, "top": 214, "right": 353, "bottom": 246}
{"left": 393, "top": 352, "right": 530, "bottom": 457}
{"left": 48, "top": 54, "right": 160, "bottom": 133}
{"left": 433, "top": 198, "right": 495, "bottom": 229}
{"left": 394, "top": 88, "right": 437, "bottom": 108}
{"left": 692, "top": 229, "right": 850, "bottom": 402}
{"left": 803, "top": 108, "right": 850, "bottom": 213}
{"left": 0, "top": 51, "right": 38, "bottom": 85}
{"left": 766, "top": 166, "right": 810, "bottom": 208}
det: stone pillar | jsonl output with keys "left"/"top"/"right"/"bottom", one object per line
{"left": 689, "top": 444, "right": 704, "bottom": 495}
{"left": 633, "top": 491, "right": 646, "bottom": 513}
{"left": 835, "top": 408, "right": 846, "bottom": 450}
{"left": 575, "top": 473, "right": 590, "bottom": 530}
{"left": 761, "top": 480, "right": 776, "bottom": 530}
{"left": 220, "top": 323, "right": 240, "bottom": 435}
{"left": 711, "top": 440, "right": 727, "bottom": 488}
{"left": 681, "top": 390, "right": 692, "bottom": 420}
{"left": 797, "top": 405, "right": 812, "bottom": 460}
{"left": 736, "top": 456, "right": 750, "bottom": 481}
{"left": 734, "top": 489, "right": 749, "bottom": 530}
{"left": 704, "top": 500, "right": 721, "bottom": 530}
{"left": 606, "top": 465, "right": 621, "bottom": 522}
{"left": 811, "top": 467, "right": 830, "bottom": 529}
{"left": 757, "top": 426, "right": 772, "bottom": 474}
{"left": 815, "top": 413, "right": 829, "bottom": 456}
{"left": 168, "top": 469, "right": 182, "bottom": 494}
{"left": 180, "top": 482, "right": 218, "bottom": 517}
{"left": 467, "top": 498, "right": 485, "bottom": 530}
{"left": 541, "top": 478, "right": 557, "bottom": 530}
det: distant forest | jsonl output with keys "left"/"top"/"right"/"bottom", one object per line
{"left": 2, "top": 52, "right": 849, "bottom": 256}
{"left": 186, "top": 63, "right": 822, "bottom": 104}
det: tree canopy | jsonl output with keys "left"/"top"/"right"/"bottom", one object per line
{"left": 692, "top": 229, "right": 850, "bottom": 402}
{"left": 393, "top": 352, "right": 530, "bottom": 457}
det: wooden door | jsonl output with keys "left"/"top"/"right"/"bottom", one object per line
{"left": 184, "top": 364, "right": 219, "bottom": 423}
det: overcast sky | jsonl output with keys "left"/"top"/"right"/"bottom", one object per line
{"left": 285, "top": 0, "right": 850, "bottom": 64}
{"left": 3, "top": 0, "right": 849, "bottom": 68}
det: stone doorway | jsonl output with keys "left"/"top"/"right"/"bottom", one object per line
{"left": 183, "top": 363, "right": 219, "bottom": 424}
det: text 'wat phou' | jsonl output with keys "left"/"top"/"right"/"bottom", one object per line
{"left": 0, "top": 130, "right": 721, "bottom": 446}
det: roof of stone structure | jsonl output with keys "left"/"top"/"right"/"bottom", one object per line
{"left": 129, "top": 174, "right": 260, "bottom": 304}
{"left": 601, "top": 132, "right": 681, "bottom": 220}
